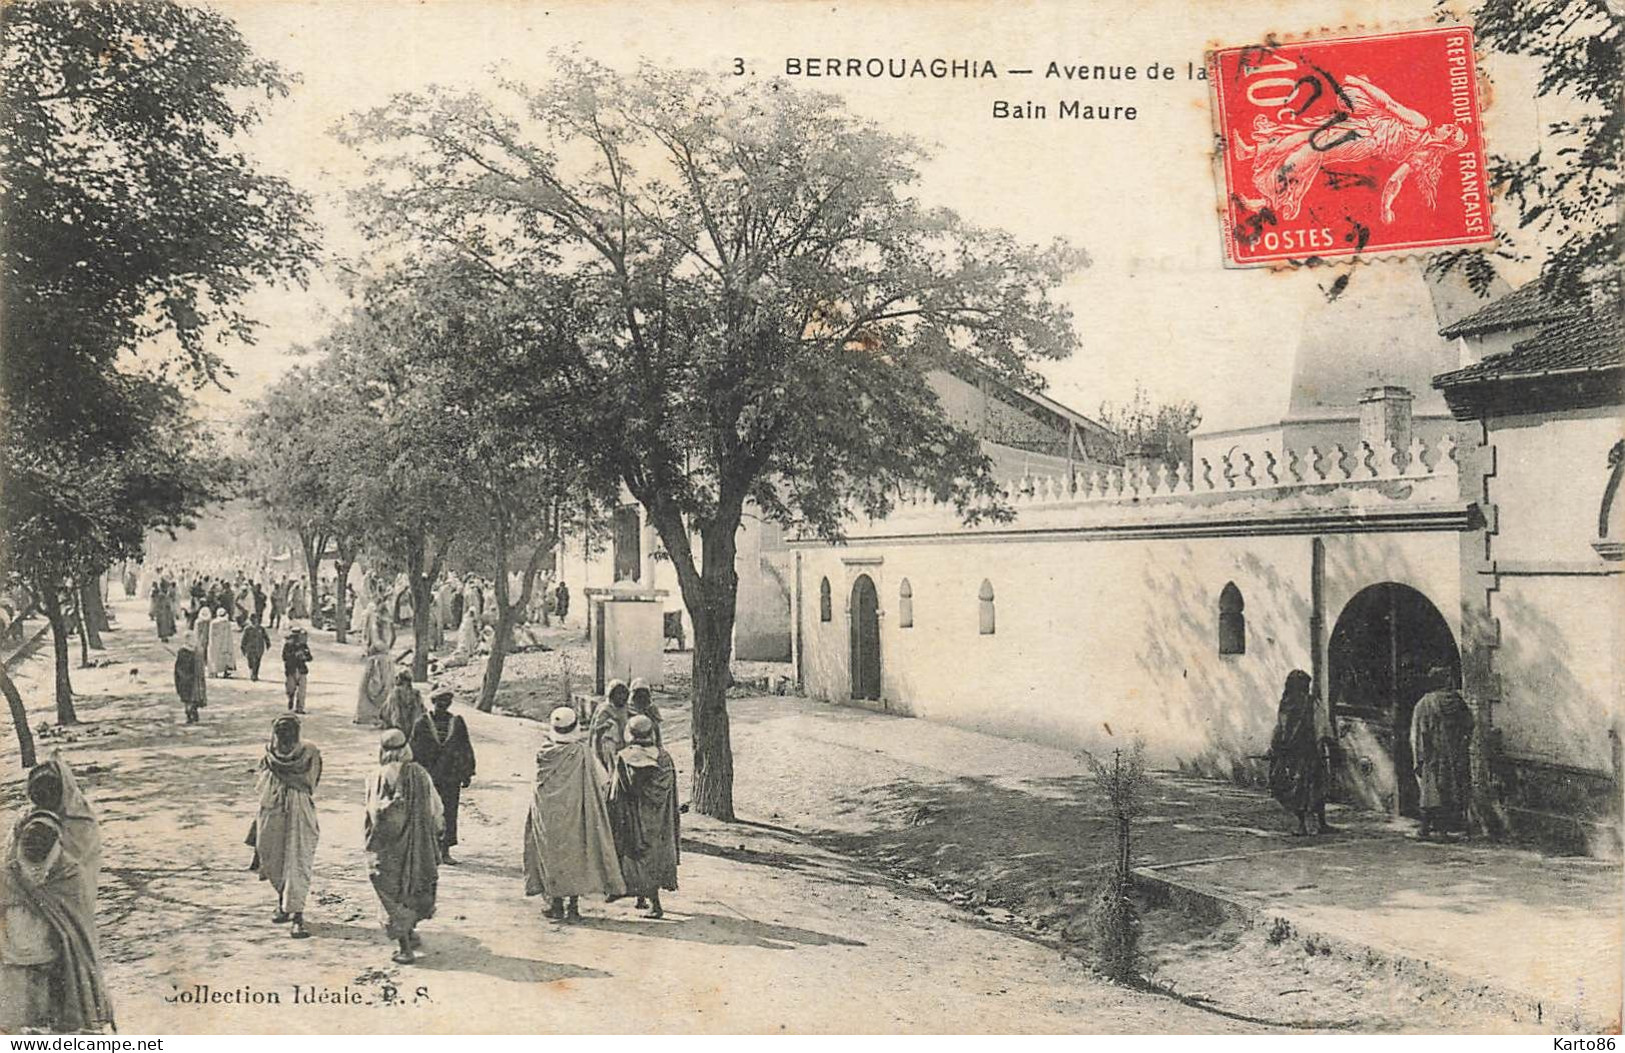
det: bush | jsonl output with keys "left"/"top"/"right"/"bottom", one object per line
{"left": 1089, "top": 880, "right": 1141, "bottom": 981}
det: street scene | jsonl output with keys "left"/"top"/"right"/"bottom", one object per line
{"left": 2, "top": 0, "right": 1621, "bottom": 1038}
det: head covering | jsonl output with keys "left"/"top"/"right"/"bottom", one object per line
{"left": 379, "top": 727, "right": 411, "bottom": 765}
{"left": 626, "top": 714, "right": 657, "bottom": 746}
{"left": 270, "top": 713, "right": 301, "bottom": 744}
{"left": 629, "top": 677, "right": 650, "bottom": 694}
{"left": 215, "top": 607, "right": 227, "bottom": 618}
{"left": 396, "top": 670, "right": 414, "bottom": 685}
{"left": 606, "top": 679, "right": 629, "bottom": 706}
{"left": 289, "top": 625, "right": 306, "bottom": 637}
{"left": 29, "top": 753, "right": 96, "bottom": 823}
{"left": 27, "top": 762, "right": 65, "bottom": 810}
{"left": 1428, "top": 664, "right": 1456, "bottom": 689}
{"left": 431, "top": 688, "right": 453, "bottom": 706}
{"left": 14, "top": 810, "right": 64, "bottom": 869}
{"left": 548, "top": 706, "right": 581, "bottom": 743}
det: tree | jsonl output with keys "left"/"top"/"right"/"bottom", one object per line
{"left": 1095, "top": 384, "right": 1203, "bottom": 471}
{"left": 242, "top": 364, "right": 368, "bottom": 644}
{"left": 4, "top": 379, "right": 227, "bottom": 722}
{"left": 315, "top": 300, "right": 472, "bottom": 683}
{"left": 1433, "top": 0, "right": 1621, "bottom": 299}
{"left": 388, "top": 258, "right": 614, "bottom": 711}
{"left": 0, "top": 1, "right": 315, "bottom": 733}
{"left": 343, "top": 62, "right": 1085, "bottom": 818}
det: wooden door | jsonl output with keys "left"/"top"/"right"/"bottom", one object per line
{"left": 849, "top": 575, "right": 881, "bottom": 701}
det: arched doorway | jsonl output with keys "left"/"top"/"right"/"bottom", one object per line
{"left": 849, "top": 575, "right": 881, "bottom": 701}
{"left": 1328, "top": 582, "right": 1460, "bottom": 817}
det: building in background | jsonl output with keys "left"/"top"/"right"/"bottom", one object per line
{"left": 553, "top": 366, "right": 1119, "bottom": 663}
{"left": 792, "top": 265, "right": 1623, "bottom": 853}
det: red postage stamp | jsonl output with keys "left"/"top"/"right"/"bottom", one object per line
{"left": 1209, "top": 26, "right": 1494, "bottom": 267}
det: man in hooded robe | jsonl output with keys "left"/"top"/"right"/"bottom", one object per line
{"left": 364, "top": 729, "right": 443, "bottom": 964}
{"left": 1411, "top": 666, "right": 1474, "bottom": 840}
{"left": 454, "top": 607, "right": 480, "bottom": 657}
{"left": 408, "top": 689, "right": 475, "bottom": 865}
{"left": 354, "top": 646, "right": 395, "bottom": 726}
{"left": 153, "top": 583, "right": 177, "bottom": 643}
{"left": 436, "top": 576, "right": 458, "bottom": 630}
{"left": 350, "top": 577, "right": 373, "bottom": 638}
{"left": 523, "top": 707, "right": 625, "bottom": 921}
{"left": 380, "top": 672, "right": 426, "bottom": 737}
{"left": 1267, "top": 670, "right": 1333, "bottom": 836}
{"left": 174, "top": 627, "right": 207, "bottom": 724}
{"left": 195, "top": 605, "right": 213, "bottom": 669}
{"left": 591, "top": 680, "right": 631, "bottom": 774}
{"left": 208, "top": 607, "right": 236, "bottom": 677}
{"left": 255, "top": 715, "right": 321, "bottom": 938}
{"left": 610, "top": 714, "right": 680, "bottom": 918}
{"left": 627, "top": 678, "right": 663, "bottom": 748}
{"left": 17, "top": 755, "right": 101, "bottom": 921}
{"left": 288, "top": 579, "right": 307, "bottom": 620}
{"left": 0, "top": 813, "right": 115, "bottom": 1033}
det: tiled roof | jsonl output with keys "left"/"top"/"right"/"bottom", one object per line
{"left": 1437, "top": 280, "right": 1580, "bottom": 339}
{"left": 1433, "top": 312, "right": 1624, "bottom": 388}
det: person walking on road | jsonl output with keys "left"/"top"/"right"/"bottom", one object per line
{"left": 254, "top": 715, "right": 321, "bottom": 939}
{"left": 282, "top": 627, "right": 312, "bottom": 714}
{"left": 407, "top": 689, "right": 475, "bottom": 866}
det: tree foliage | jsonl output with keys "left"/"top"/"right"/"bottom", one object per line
{"left": 0, "top": 0, "right": 315, "bottom": 734}
{"left": 340, "top": 59, "right": 1087, "bottom": 818}
{"left": 1095, "top": 384, "right": 1202, "bottom": 471}
{"left": 1434, "top": 0, "right": 1621, "bottom": 299}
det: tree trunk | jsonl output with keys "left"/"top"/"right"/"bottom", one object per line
{"left": 689, "top": 602, "right": 737, "bottom": 820}
{"left": 87, "top": 572, "right": 112, "bottom": 633}
{"left": 77, "top": 580, "right": 105, "bottom": 650}
{"left": 73, "top": 591, "right": 92, "bottom": 669}
{"left": 0, "top": 664, "right": 37, "bottom": 770}
{"left": 690, "top": 523, "right": 741, "bottom": 820}
{"left": 333, "top": 560, "right": 352, "bottom": 645}
{"left": 40, "top": 591, "right": 78, "bottom": 725}
{"left": 478, "top": 610, "right": 517, "bottom": 713}
{"left": 300, "top": 526, "right": 328, "bottom": 621}
{"left": 407, "top": 577, "right": 430, "bottom": 683}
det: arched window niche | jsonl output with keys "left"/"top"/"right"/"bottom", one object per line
{"left": 819, "top": 577, "right": 832, "bottom": 623}
{"left": 978, "top": 579, "right": 995, "bottom": 636}
{"left": 1218, "top": 581, "right": 1245, "bottom": 655}
{"left": 898, "top": 579, "right": 914, "bottom": 629}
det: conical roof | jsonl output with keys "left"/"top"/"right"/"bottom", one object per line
{"left": 1286, "top": 263, "right": 1509, "bottom": 421}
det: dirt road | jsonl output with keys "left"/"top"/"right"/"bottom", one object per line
{"left": 1, "top": 596, "right": 1243, "bottom": 1034}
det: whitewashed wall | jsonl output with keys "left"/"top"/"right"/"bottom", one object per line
{"left": 797, "top": 527, "right": 1460, "bottom": 773}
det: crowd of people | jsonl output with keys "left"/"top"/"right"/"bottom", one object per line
{"left": 0, "top": 560, "right": 672, "bottom": 1033}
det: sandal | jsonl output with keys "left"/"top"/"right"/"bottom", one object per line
{"left": 391, "top": 950, "right": 415, "bottom": 965}
{"left": 272, "top": 911, "right": 292, "bottom": 924}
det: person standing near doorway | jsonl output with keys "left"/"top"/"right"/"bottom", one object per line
{"left": 1411, "top": 666, "right": 1473, "bottom": 840}
{"left": 1267, "top": 670, "right": 1335, "bottom": 836}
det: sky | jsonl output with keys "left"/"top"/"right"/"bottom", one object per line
{"left": 196, "top": 0, "right": 1557, "bottom": 434}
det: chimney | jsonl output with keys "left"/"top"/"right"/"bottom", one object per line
{"left": 1359, "top": 386, "right": 1413, "bottom": 454}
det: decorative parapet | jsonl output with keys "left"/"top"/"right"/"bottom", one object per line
{"left": 821, "top": 436, "right": 1470, "bottom": 543}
